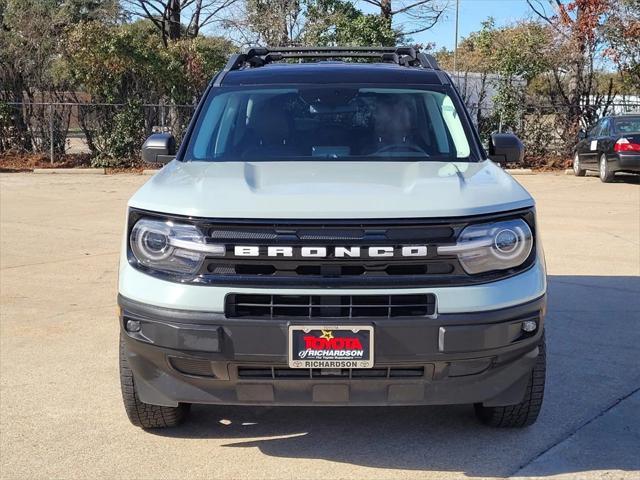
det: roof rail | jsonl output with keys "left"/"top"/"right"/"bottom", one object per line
{"left": 213, "top": 46, "right": 441, "bottom": 86}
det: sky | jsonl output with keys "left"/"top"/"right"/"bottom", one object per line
{"left": 392, "top": 0, "right": 538, "bottom": 50}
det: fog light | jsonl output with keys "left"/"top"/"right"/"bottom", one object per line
{"left": 126, "top": 319, "right": 141, "bottom": 333}
{"left": 522, "top": 320, "right": 537, "bottom": 333}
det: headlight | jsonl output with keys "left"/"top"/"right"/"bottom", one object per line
{"left": 130, "top": 218, "right": 224, "bottom": 276}
{"left": 438, "top": 218, "right": 533, "bottom": 274}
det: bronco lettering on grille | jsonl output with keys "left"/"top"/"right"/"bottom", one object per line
{"left": 233, "top": 245, "right": 428, "bottom": 258}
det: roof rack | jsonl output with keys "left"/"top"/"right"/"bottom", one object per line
{"left": 213, "top": 46, "right": 441, "bottom": 86}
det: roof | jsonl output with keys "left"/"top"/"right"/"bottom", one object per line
{"left": 214, "top": 47, "right": 447, "bottom": 87}
{"left": 221, "top": 62, "right": 446, "bottom": 86}
{"left": 597, "top": 113, "right": 640, "bottom": 120}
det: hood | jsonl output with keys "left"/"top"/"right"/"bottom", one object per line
{"left": 128, "top": 160, "right": 534, "bottom": 219}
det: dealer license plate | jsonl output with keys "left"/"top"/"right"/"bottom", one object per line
{"left": 288, "top": 325, "right": 374, "bottom": 369}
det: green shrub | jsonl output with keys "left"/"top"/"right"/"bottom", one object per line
{"left": 0, "top": 101, "right": 31, "bottom": 152}
{"left": 91, "top": 101, "right": 145, "bottom": 167}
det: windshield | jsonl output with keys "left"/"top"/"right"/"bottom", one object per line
{"left": 614, "top": 116, "right": 640, "bottom": 134}
{"left": 184, "top": 86, "right": 474, "bottom": 162}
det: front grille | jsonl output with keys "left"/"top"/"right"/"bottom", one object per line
{"left": 226, "top": 293, "right": 436, "bottom": 319}
{"left": 128, "top": 209, "right": 536, "bottom": 287}
{"left": 200, "top": 221, "right": 461, "bottom": 287}
{"left": 237, "top": 366, "right": 425, "bottom": 379}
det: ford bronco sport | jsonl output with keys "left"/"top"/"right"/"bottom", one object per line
{"left": 119, "top": 47, "right": 547, "bottom": 429}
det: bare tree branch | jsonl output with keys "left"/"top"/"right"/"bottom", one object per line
{"left": 355, "top": 0, "right": 448, "bottom": 36}
{"left": 402, "top": 7, "right": 446, "bottom": 35}
{"left": 129, "top": 0, "right": 165, "bottom": 17}
{"left": 526, "top": 0, "right": 569, "bottom": 39}
{"left": 125, "top": 0, "right": 168, "bottom": 44}
{"left": 126, "top": 0, "right": 238, "bottom": 42}
{"left": 391, "top": 0, "right": 433, "bottom": 16}
{"left": 527, "top": 0, "right": 560, "bottom": 25}
{"left": 197, "top": 0, "right": 239, "bottom": 31}
{"left": 185, "top": 0, "right": 201, "bottom": 35}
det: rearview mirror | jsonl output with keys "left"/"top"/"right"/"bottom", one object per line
{"left": 489, "top": 133, "right": 524, "bottom": 166}
{"left": 142, "top": 133, "right": 176, "bottom": 164}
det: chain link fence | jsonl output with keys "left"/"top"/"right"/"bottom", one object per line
{"left": 1, "top": 100, "right": 639, "bottom": 165}
{"left": 0, "top": 102, "right": 195, "bottom": 165}
{"left": 468, "top": 102, "right": 640, "bottom": 157}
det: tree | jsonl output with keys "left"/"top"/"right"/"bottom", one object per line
{"left": 0, "top": 0, "right": 119, "bottom": 153}
{"left": 434, "top": 21, "right": 496, "bottom": 127}
{"left": 304, "top": 0, "right": 396, "bottom": 46}
{"left": 124, "top": 0, "right": 239, "bottom": 45}
{"left": 527, "top": 0, "right": 616, "bottom": 138}
{"left": 236, "top": 0, "right": 397, "bottom": 47}
{"left": 435, "top": 19, "right": 552, "bottom": 151}
{"left": 242, "top": 0, "right": 303, "bottom": 46}
{"left": 603, "top": 0, "right": 640, "bottom": 90}
{"left": 63, "top": 19, "right": 232, "bottom": 161}
{"left": 476, "top": 20, "right": 550, "bottom": 129}
{"left": 358, "top": 0, "right": 446, "bottom": 36}
{"left": 65, "top": 17, "right": 231, "bottom": 103}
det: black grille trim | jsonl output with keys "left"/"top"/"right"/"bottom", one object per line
{"left": 206, "top": 260, "right": 456, "bottom": 278}
{"left": 226, "top": 293, "right": 436, "bottom": 319}
{"left": 237, "top": 366, "right": 425, "bottom": 379}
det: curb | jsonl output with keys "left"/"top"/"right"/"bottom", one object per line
{"left": 33, "top": 168, "right": 105, "bottom": 175}
{"left": 142, "top": 169, "right": 160, "bottom": 176}
{"left": 565, "top": 168, "right": 598, "bottom": 177}
{"left": 506, "top": 168, "right": 534, "bottom": 175}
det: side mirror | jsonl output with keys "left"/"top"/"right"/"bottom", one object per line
{"left": 142, "top": 133, "right": 176, "bottom": 164}
{"left": 489, "top": 133, "right": 524, "bottom": 165}
{"left": 577, "top": 129, "right": 587, "bottom": 140}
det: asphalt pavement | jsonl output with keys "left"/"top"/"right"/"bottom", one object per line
{"left": 0, "top": 172, "right": 638, "bottom": 479}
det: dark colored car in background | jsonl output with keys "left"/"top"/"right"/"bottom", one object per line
{"left": 573, "top": 114, "right": 640, "bottom": 182}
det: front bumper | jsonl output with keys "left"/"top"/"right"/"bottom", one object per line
{"left": 119, "top": 294, "right": 546, "bottom": 408}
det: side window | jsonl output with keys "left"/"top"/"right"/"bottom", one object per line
{"left": 589, "top": 120, "right": 603, "bottom": 137}
{"left": 600, "top": 118, "right": 611, "bottom": 136}
{"left": 193, "top": 93, "right": 229, "bottom": 158}
{"left": 423, "top": 92, "right": 470, "bottom": 158}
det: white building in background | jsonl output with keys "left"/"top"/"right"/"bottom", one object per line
{"left": 450, "top": 72, "right": 526, "bottom": 112}
{"left": 592, "top": 95, "right": 640, "bottom": 116}
{"left": 451, "top": 72, "right": 640, "bottom": 118}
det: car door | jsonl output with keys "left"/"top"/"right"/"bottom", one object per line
{"left": 580, "top": 119, "right": 603, "bottom": 166}
{"left": 597, "top": 118, "right": 615, "bottom": 159}
{"left": 575, "top": 120, "right": 597, "bottom": 162}
{"left": 576, "top": 122, "right": 593, "bottom": 159}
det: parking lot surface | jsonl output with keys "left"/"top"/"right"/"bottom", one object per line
{"left": 1, "top": 172, "right": 639, "bottom": 480}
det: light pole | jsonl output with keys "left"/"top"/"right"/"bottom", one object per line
{"left": 453, "top": 0, "right": 460, "bottom": 76}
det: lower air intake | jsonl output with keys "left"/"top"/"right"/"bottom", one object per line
{"left": 169, "top": 357, "right": 216, "bottom": 377}
{"left": 225, "top": 293, "right": 436, "bottom": 319}
{"left": 237, "top": 366, "right": 425, "bottom": 379}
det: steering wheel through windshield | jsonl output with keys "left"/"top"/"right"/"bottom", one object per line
{"left": 373, "top": 143, "right": 428, "bottom": 155}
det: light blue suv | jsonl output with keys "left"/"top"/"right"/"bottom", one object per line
{"left": 118, "top": 47, "right": 547, "bottom": 429}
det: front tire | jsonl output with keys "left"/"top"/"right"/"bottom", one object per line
{"left": 474, "top": 336, "right": 546, "bottom": 428}
{"left": 119, "top": 336, "right": 190, "bottom": 428}
{"left": 599, "top": 154, "right": 615, "bottom": 183}
{"left": 573, "top": 153, "right": 586, "bottom": 176}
